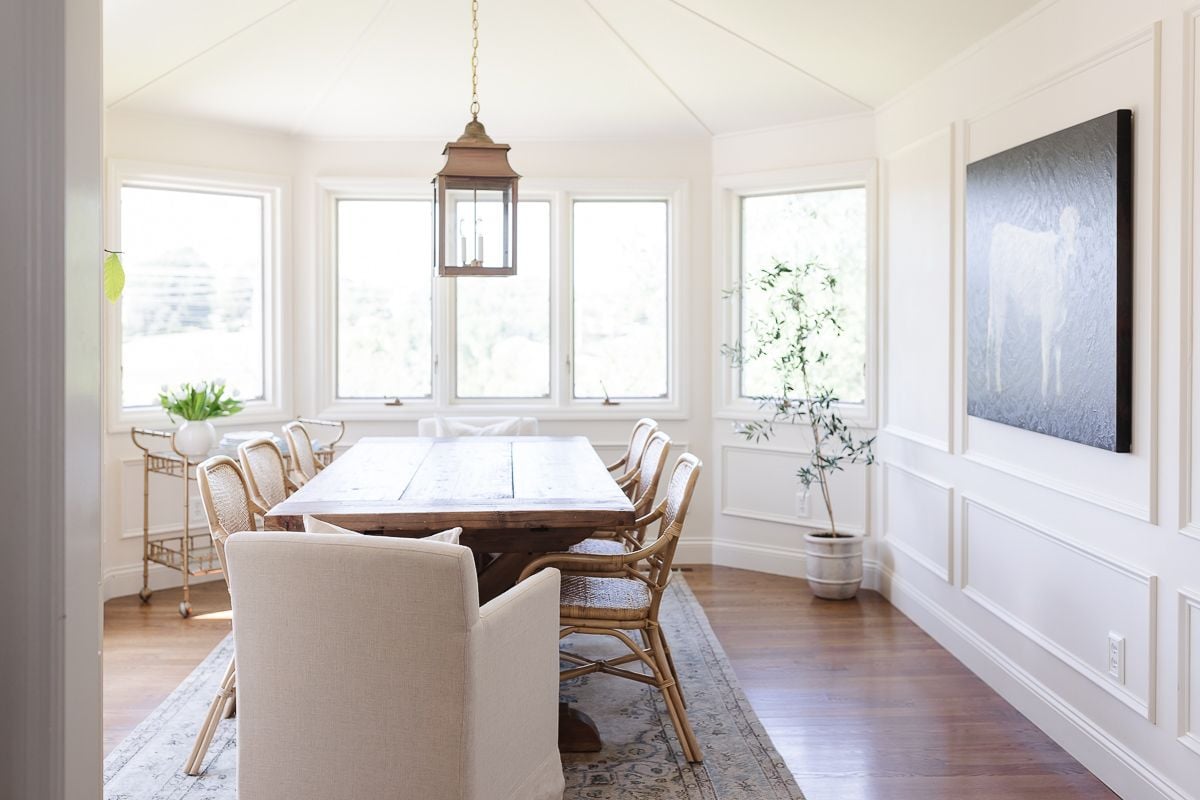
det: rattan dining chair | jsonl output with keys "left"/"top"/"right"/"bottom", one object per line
{"left": 518, "top": 453, "right": 704, "bottom": 763}
{"left": 184, "top": 455, "right": 259, "bottom": 777}
{"left": 607, "top": 418, "right": 657, "bottom": 495}
{"left": 237, "top": 437, "right": 296, "bottom": 512}
{"left": 282, "top": 421, "right": 322, "bottom": 486}
{"left": 569, "top": 430, "right": 671, "bottom": 561}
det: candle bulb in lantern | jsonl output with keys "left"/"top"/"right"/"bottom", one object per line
{"left": 477, "top": 234, "right": 484, "bottom": 264}
{"left": 460, "top": 235, "right": 468, "bottom": 265}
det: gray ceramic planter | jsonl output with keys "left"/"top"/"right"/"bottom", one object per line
{"left": 803, "top": 531, "right": 863, "bottom": 600}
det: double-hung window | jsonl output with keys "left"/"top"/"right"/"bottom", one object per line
{"left": 723, "top": 164, "right": 874, "bottom": 418}
{"left": 324, "top": 184, "right": 680, "bottom": 415}
{"left": 111, "top": 164, "right": 285, "bottom": 423}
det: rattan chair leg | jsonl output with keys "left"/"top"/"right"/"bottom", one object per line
{"left": 657, "top": 626, "right": 684, "bottom": 708}
{"left": 184, "top": 656, "right": 236, "bottom": 776}
{"left": 649, "top": 626, "right": 702, "bottom": 763}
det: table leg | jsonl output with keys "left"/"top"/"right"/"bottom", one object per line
{"left": 475, "top": 553, "right": 537, "bottom": 604}
{"left": 559, "top": 702, "right": 601, "bottom": 753}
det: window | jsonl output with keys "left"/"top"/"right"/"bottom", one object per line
{"left": 456, "top": 201, "right": 552, "bottom": 398}
{"left": 119, "top": 183, "right": 270, "bottom": 410}
{"left": 336, "top": 199, "right": 433, "bottom": 399}
{"left": 324, "top": 183, "right": 681, "bottom": 414}
{"left": 738, "top": 186, "right": 867, "bottom": 405}
{"left": 572, "top": 200, "right": 669, "bottom": 399}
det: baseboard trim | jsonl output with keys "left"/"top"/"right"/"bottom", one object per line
{"left": 878, "top": 564, "right": 1193, "bottom": 800}
{"left": 102, "top": 562, "right": 224, "bottom": 603}
{"left": 710, "top": 538, "right": 880, "bottom": 590}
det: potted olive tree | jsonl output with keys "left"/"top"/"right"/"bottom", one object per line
{"left": 724, "top": 259, "right": 874, "bottom": 600}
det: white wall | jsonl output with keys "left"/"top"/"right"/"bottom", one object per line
{"left": 101, "top": 111, "right": 713, "bottom": 599}
{"left": 0, "top": 0, "right": 103, "bottom": 796}
{"left": 708, "top": 112, "right": 879, "bottom": 579}
{"left": 873, "top": 1, "right": 1200, "bottom": 798}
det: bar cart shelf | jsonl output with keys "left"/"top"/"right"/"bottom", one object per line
{"left": 131, "top": 419, "right": 344, "bottom": 617}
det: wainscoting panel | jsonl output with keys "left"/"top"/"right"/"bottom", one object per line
{"left": 883, "top": 126, "right": 954, "bottom": 451}
{"left": 961, "top": 27, "right": 1159, "bottom": 523}
{"left": 881, "top": 462, "right": 954, "bottom": 582}
{"left": 1182, "top": 590, "right": 1200, "bottom": 755}
{"left": 720, "top": 444, "right": 867, "bottom": 533}
{"left": 962, "top": 497, "right": 1156, "bottom": 718}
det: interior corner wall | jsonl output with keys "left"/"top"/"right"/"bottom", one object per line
{"left": 99, "top": 112, "right": 714, "bottom": 598}
{"left": 708, "top": 113, "right": 879, "bottom": 580}
{"left": 874, "top": 1, "right": 1200, "bottom": 798}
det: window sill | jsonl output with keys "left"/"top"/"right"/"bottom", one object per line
{"left": 317, "top": 398, "right": 689, "bottom": 423}
{"left": 109, "top": 401, "right": 293, "bottom": 436}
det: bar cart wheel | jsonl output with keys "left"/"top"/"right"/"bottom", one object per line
{"left": 138, "top": 587, "right": 152, "bottom": 604}
{"left": 179, "top": 601, "right": 192, "bottom": 618}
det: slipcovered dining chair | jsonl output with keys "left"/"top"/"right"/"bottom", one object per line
{"left": 184, "top": 455, "right": 259, "bottom": 776}
{"left": 417, "top": 416, "right": 540, "bottom": 437}
{"left": 569, "top": 430, "right": 671, "bottom": 563}
{"left": 518, "top": 453, "right": 704, "bottom": 763}
{"left": 607, "top": 418, "right": 657, "bottom": 493}
{"left": 237, "top": 437, "right": 295, "bottom": 512}
{"left": 224, "top": 531, "right": 565, "bottom": 800}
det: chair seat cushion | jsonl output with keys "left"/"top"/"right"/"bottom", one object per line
{"left": 560, "top": 575, "right": 651, "bottom": 621}
{"left": 567, "top": 538, "right": 626, "bottom": 556}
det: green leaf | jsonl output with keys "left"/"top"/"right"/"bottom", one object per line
{"left": 103, "top": 252, "right": 125, "bottom": 302}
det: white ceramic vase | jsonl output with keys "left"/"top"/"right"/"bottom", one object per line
{"left": 803, "top": 531, "right": 864, "bottom": 600}
{"left": 174, "top": 420, "right": 217, "bottom": 459}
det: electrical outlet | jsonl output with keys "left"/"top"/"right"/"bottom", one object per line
{"left": 1106, "top": 632, "right": 1125, "bottom": 683}
{"left": 795, "top": 489, "right": 809, "bottom": 518}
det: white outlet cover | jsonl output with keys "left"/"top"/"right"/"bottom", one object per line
{"left": 795, "top": 490, "right": 809, "bottom": 518}
{"left": 1106, "top": 632, "right": 1125, "bottom": 683}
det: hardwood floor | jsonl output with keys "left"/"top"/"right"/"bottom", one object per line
{"left": 103, "top": 566, "right": 1117, "bottom": 799}
{"left": 104, "top": 580, "right": 232, "bottom": 756}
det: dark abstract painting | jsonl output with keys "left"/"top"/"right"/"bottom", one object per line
{"left": 965, "top": 110, "right": 1132, "bottom": 452}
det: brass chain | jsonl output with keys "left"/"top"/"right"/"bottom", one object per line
{"left": 469, "top": 0, "right": 480, "bottom": 119}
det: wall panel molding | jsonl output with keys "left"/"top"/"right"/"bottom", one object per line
{"left": 880, "top": 124, "right": 955, "bottom": 453}
{"left": 958, "top": 22, "right": 1160, "bottom": 525}
{"left": 879, "top": 564, "right": 1191, "bottom": 800}
{"left": 1183, "top": 7, "right": 1200, "bottom": 538}
{"left": 962, "top": 496, "right": 1157, "bottom": 720}
{"left": 719, "top": 444, "right": 866, "bottom": 534}
{"left": 880, "top": 461, "right": 954, "bottom": 583}
{"left": 1180, "top": 590, "right": 1200, "bottom": 756}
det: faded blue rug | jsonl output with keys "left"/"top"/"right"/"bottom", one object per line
{"left": 104, "top": 577, "right": 804, "bottom": 799}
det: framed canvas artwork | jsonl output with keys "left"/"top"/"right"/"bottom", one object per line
{"left": 965, "top": 109, "right": 1133, "bottom": 452}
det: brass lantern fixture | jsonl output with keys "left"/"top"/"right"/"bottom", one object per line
{"left": 434, "top": 0, "right": 520, "bottom": 277}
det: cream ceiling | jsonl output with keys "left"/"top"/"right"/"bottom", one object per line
{"left": 104, "top": 0, "right": 1039, "bottom": 140}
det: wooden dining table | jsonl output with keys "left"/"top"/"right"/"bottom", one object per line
{"left": 266, "top": 434, "right": 632, "bottom": 751}
{"left": 266, "top": 436, "right": 635, "bottom": 599}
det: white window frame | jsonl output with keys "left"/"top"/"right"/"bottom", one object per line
{"left": 714, "top": 160, "right": 877, "bottom": 427}
{"left": 104, "top": 159, "right": 291, "bottom": 431}
{"left": 315, "top": 177, "right": 688, "bottom": 421}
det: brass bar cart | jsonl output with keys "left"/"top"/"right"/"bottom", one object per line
{"left": 131, "top": 420, "right": 344, "bottom": 617}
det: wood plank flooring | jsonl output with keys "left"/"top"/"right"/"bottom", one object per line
{"left": 103, "top": 565, "right": 1117, "bottom": 799}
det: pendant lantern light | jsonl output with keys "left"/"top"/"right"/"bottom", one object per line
{"left": 433, "top": 0, "right": 520, "bottom": 276}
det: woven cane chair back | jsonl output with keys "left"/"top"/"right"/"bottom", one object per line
{"left": 282, "top": 421, "right": 319, "bottom": 485}
{"left": 644, "top": 454, "right": 702, "bottom": 594}
{"left": 238, "top": 437, "right": 290, "bottom": 512}
{"left": 196, "top": 456, "right": 257, "bottom": 574}
{"left": 632, "top": 431, "right": 671, "bottom": 516}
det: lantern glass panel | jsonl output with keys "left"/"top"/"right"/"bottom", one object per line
{"left": 441, "top": 186, "right": 514, "bottom": 270}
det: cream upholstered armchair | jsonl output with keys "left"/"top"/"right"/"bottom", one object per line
{"left": 224, "top": 531, "right": 565, "bottom": 800}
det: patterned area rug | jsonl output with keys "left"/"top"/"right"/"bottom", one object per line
{"left": 104, "top": 576, "right": 804, "bottom": 799}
